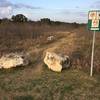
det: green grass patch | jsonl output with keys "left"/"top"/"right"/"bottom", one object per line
{"left": 13, "top": 95, "right": 34, "bottom": 100}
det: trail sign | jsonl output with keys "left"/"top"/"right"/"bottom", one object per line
{"left": 88, "top": 11, "right": 100, "bottom": 31}
{"left": 88, "top": 10, "right": 100, "bottom": 76}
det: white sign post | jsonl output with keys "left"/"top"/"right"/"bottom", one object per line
{"left": 88, "top": 10, "right": 100, "bottom": 76}
{"left": 90, "top": 31, "right": 96, "bottom": 76}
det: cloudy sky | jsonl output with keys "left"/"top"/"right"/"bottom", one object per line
{"left": 0, "top": 0, "right": 100, "bottom": 23}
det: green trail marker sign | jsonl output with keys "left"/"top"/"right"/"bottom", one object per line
{"left": 88, "top": 10, "right": 100, "bottom": 76}
{"left": 88, "top": 11, "right": 100, "bottom": 31}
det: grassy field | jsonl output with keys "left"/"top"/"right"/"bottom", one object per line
{"left": 0, "top": 66, "right": 100, "bottom": 100}
{"left": 0, "top": 22, "right": 100, "bottom": 100}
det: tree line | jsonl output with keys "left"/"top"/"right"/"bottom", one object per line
{"left": 0, "top": 14, "right": 82, "bottom": 27}
{"left": 0, "top": 14, "right": 52, "bottom": 23}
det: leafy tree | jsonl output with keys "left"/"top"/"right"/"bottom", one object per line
{"left": 12, "top": 14, "right": 28, "bottom": 22}
{"left": 40, "top": 18, "right": 51, "bottom": 24}
{"left": 1, "top": 18, "right": 11, "bottom": 23}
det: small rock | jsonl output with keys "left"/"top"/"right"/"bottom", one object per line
{"left": 47, "top": 36, "right": 55, "bottom": 41}
{"left": 44, "top": 52, "right": 70, "bottom": 72}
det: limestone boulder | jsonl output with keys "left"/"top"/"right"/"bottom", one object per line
{"left": 0, "top": 53, "right": 29, "bottom": 69}
{"left": 44, "top": 52, "right": 70, "bottom": 72}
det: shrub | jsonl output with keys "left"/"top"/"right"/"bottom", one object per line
{"left": 12, "top": 14, "right": 28, "bottom": 22}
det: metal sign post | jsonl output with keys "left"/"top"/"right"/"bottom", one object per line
{"left": 90, "top": 31, "right": 96, "bottom": 76}
{"left": 88, "top": 10, "right": 100, "bottom": 76}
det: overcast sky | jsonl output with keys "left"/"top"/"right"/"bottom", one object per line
{"left": 0, "top": 0, "right": 100, "bottom": 23}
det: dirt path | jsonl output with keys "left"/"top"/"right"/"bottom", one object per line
{"left": 28, "top": 31, "right": 78, "bottom": 74}
{"left": 17, "top": 30, "right": 78, "bottom": 79}
{"left": 42, "top": 31, "right": 77, "bottom": 55}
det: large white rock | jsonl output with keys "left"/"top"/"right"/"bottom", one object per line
{"left": 0, "top": 53, "right": 29, "bottom": 69}
{"left": 44, "top": 52, "right": 70, "bottom": 72}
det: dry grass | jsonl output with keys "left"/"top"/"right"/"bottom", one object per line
{"left": 0, "top": 67, "right": 100, "bottom": 100}
{"left": 0, "top": 22, "right": 100, "bottom": 99}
